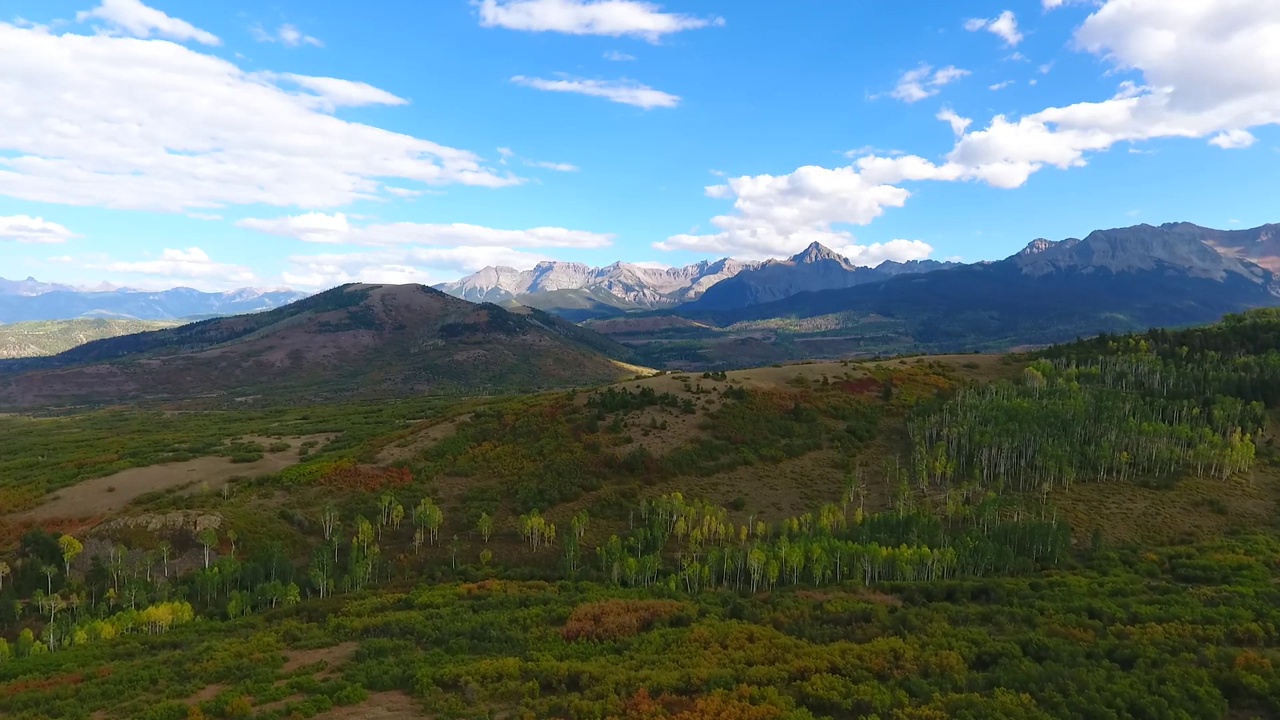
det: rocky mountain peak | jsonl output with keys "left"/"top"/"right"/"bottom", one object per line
{"left": 789, "top": 242, "right": 848, "bottom": 264}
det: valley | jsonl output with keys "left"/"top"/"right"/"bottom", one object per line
{"left": 6, "top": 2, "right": 1280, "bottom": 718}
{"left": 1, "top": 306, "right": 1279, "bottom": 719}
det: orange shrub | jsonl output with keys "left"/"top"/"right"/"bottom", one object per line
{"left": 561, "top": 599, "right": 689, "bottom": 642}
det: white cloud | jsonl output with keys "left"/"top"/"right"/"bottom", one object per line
{"left": 274, "top": 73, "right": 408, "bottom": 110}
{"left": 965, "top": 10, "right": 1023, "bottom": 47}
{"left": 838, "top": 240, "right": 934, "bottom": 267}
{"left": 525, "top": 159, "right": 581, "bottom": 172}
{"left": 604, "top": 50, "right": 636, "bottom": 61}
{"left": 937, "top": 108, "right": 972, "bottom": 136}
{"left": 476, "top": 0, "right": 723, "bottom": 43}
{"left": 0, "top": 21, "right": 518, "bottom": 213}
{"left": 0, "top": 215, "right": 80, "bottom": 243}
{"left": 511, "top": 74, "right": 680, "bottom": 108}
{"left": 843, "top": 146, "right": 903, "bottom": 159}
{"left": 237, "top": 212, "right": 615, "bottom": 249}
{"left": 937, "top": 0, "right": 1280, "bottom": 186}
{"left": 990, "top": 80, "right": 1015, "bottom": 91}
{"left": 77, "top": 0, "right": 220, "bottom": 46}
{"left": 888, "top": 64, "right": 970, "bottom": 103}
{"left": 252, "top": 23, "right": 323, "bottom": 48}
{"left": 282, "top": 246, "right": 550, "bottom": 290}
{"left": 1209, "top": 129, "right": 1257, "bottom": 149}
{"left": 187, "top": 212, "right": 223, "bottom": 220}
{"left": 382, "top": 186, "right": 424, "bottom": 198}
{"left": 95, "top": 246, "right": 257, "bottom": 288}
{"left": 653, "top": 166, "right": 919, "bottom": 260}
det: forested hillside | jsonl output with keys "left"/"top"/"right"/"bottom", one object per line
{"left": 1, "top": 312, "right": 1279, "bottom": 719}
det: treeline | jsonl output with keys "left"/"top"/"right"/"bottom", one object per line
{"left": 592, "top": 492, "right": 1068, "bottom": 595}
{"left": 908, "top": 347, "right": 1265, "bottom": 496}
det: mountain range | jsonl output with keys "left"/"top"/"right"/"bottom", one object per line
{"left": 684, "top": 244, "right": 959, "bottom": 311}
{"left": 434, "top": 254, "right": 962, "bottom": 320}
{"left": 3, "top": 221, "right": 1278, "bottom": 403}
{"left": 0, "top": 280, "right": 309, "bottom": 325}
{"left": 433, "top": 258, "right": 758, "bottom": 320}
{"left": 0, "top": 284, "right": 638, "bottom": 409}
{"left": 682, "top": 222, "right": 1280, "bottom": 350}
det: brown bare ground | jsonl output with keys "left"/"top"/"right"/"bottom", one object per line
{"left": 189, "top": 684, "right": 226, "bottom": 703}
{"left": 313, "top": 691, "right": 429, "bottom": 719}
{"left": 281, "top": 642, "right": 359, "bottom": 674}
{"left": 12, "top": 435, "right": 328, "bottom": 522}
{"left": 1052, "top": 466, "right": 1280, "bottom": 545}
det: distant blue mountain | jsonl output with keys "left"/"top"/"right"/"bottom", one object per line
{"left": 0, "top": 277, "right": 309, "bottom": 324}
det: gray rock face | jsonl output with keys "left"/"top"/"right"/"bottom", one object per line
{"left": 1015, "top": 224, "right": 1270, "bottom": 283}
{"left": 686, "top": 242, "right": 955, "bottom": 311}
{"left": 435, "top": 258, "right": 759, "bottom": 308}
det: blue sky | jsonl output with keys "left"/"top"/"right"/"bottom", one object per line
{"left": 1, "top": 0, "right": 1278, "bottom": 291}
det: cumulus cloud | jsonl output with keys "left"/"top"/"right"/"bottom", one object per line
{"left": 251, "top": 23, "right": 323, "bottom": 47}
{"left": 1209, "top": 130, "right": 1257, "bottom": 149}
{"left": 0, "top": 20, "right": 517, "bottom": 213}
{"left": 937, "top": 108, "right": 973, "bottom": 136}
{"left": 888, "top": 64, "right": 970, "bottom": 103}
{"left": 838, "top": 240, "right": 934, "bottom": 267}
{"left": 653, "top": 166, "right": 920, "bottom": 260}
{"left": 965, "top": 10, "right": 1023, "bottom": 47}
{"left": 476, "top": 0, "right": 723, "bottom": 43}
{"left": 236, "top": 212, "right": 615, "bottom": 249}
{"left": 604, "top": 50, "right": 636, "bottom": 61}
{"left": 0, "top": 215, "right": 80, "bottom": 243}
{"left": 511, "top": 74, "right": 680, "bottom": 108}
{"left": 990, "top": 80, "right": 1015, "bottom": 91}
{"left": 77, "top": 0, "right": 220, "bottom": 45}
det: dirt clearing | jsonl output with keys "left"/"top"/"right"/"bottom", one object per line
{"left": 281, "top": 642, "right": 359, "bottom": 674}
{"left": 13, "top": 435, "right": 327, "bottom": 522}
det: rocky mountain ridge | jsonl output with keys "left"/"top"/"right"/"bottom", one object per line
{"left": 434, "top": 258, "right": 759, "bottom": 309}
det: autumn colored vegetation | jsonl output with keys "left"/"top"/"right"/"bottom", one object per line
{"left": 3, "top": 310, "right": 1280, "bottom": 718}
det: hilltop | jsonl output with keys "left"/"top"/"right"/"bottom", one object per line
{"left": 0, "top": 283, "right": 641, "bottom": 409}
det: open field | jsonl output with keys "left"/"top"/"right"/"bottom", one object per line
{"left": 12, "top": 435, "right": 328, "bottom": 522}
